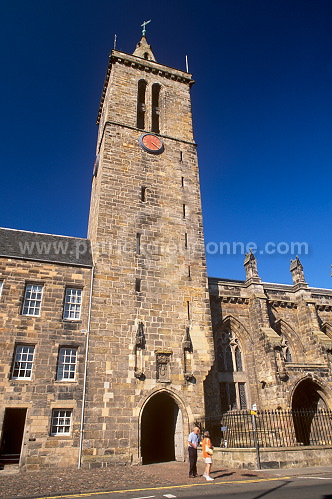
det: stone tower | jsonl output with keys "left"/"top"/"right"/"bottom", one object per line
{"left": 84, "top": 34, "right": 214, "bottom": 467}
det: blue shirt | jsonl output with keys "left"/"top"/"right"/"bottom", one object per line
{"left": 188, "top": 431, "right": 200, "bottom": 448}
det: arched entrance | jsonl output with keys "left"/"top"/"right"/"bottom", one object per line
{"left": 292, "top": 378, "right": 328, "bottom": 445}
{"left": 141, "top": 391, "right": 183, "bottom": 465}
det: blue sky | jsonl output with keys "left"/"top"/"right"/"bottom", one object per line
{"left": 1, "top": 0, "right": 331, "bottom": 288}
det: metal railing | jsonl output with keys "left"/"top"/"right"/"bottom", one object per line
{"left": 196, "top": 409, "right": 332, "bottom": 448}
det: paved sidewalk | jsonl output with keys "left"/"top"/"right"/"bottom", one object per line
{"left": 0, "top": 461, "right": 270, "bottom": 498}
{"left": 257, "top": 465, "right": 332, "bottom": 477}
{"left": 0, "top": 461, "right": 332, "bottom": 499}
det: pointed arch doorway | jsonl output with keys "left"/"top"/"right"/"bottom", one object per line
{"left": 292, "top": 378, "right": 328, "bottom": 445}
{"left": 141, "top": 391, "right": 184, "bottom": 465}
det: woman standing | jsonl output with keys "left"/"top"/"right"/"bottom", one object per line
{"left": 202, "top": 431, "right": 214, "bottom": 481}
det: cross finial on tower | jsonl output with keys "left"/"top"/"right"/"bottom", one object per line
{"left": 141, "top": 19, "right": 151, "bottom": 37}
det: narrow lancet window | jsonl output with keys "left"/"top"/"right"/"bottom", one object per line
{"left": 137, "top": 80, "right": 147, "bottom": 130}
{"left": 135, "top": 278, "right": 141, "bottom": 292}
{"left": 235, "top": 346, "right": 243, "bottom": 371}
{"left": 151, "top": 83, "right": 161, "bottom": 133}
{"left": 136, "top": 233, "right": 141, "bottom": 254}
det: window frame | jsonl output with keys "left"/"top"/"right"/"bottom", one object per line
{"left": 50, "top": 409, "right": 73, "bottom": 436}
{"left": 63, "top": 288, "right": 82, "bottom": 321}
{"left": 220, "top": 381, "right": 248, "bottom": 411}
{"left": 217, "top": 330, "right": 245, "bottom": 373}
{"left": 22, "top": 283, "right": 43, "bottom": 317}
{"left": 56, "top": 347, "right": 78, "bottom": 382}
{"left": 11, "top": 344, "right": 35, "bottom": 380}
{"left": 218, "top": 327, "right": 249, "bottom": 411}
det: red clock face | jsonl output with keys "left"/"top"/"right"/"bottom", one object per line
{"left": 139, "top": 134, "right": 164, "bottom": 154}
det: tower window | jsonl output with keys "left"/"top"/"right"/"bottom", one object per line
{"left": 141, "top": 186, "right": 147, "bottom": 202}
{"left": 180, "top": 151, "right": 183, "bottom": 162}
{"left": 151, "top": 83, "right": 161, "bottom": 133}
{"left": 135, "top": 278, "right": 141, "bottom": 292}
{"left": 181, "top": 177, "right": 184, "bottom": 188}
{"left": 184, "top": 233, "right": 188, "bottom": 249}
{"left": 136, "top": 233, "right": 141, "bottom": 255}
{"left": 137, "top": 80, "right": 147, "bottom": 130}
{"left": 183, "top": 204, "right": 186, "bottom": 219}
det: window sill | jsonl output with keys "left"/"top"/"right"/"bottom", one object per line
{"left": 50, "top": 434, "right": 72, "bottom": 438}
{"left": 11, "top": 378, "right": 32, "bottom": 382}
{"left": 54, "top": 380, "right": 77, "bottom": 383}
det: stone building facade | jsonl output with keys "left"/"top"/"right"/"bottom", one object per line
{"left": 206, "top": 254, "right": 332, "bottom": 424}
{"left": 0, "top": 35, "right": 331, "bottom": 470}
{"left": 0, "top": 230, "right": 93, "bottom": 468}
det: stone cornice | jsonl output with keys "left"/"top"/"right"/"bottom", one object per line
{"left": 316, "top": 304, "right": 332, "bottom": 311}
{"left": 219, "top": 296, "right": 249, "bottom": 305}
{"left": 286, "top": 363, "right": 329, "bottom": 371}
{"left": 268, "top": 299, "right": 297, "bottom": 309}
{"left": 97, "top": 50, "right": 194, "bottom": 124}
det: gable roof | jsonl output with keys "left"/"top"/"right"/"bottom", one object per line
{"left": 0, "top": 228, "right": 93, "bottom": 267}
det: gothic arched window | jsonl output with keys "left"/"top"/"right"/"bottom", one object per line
{"left": 225, "top": 345, "right": 233, "bottom": 372}
{"left": 137, "top": 80, "right": 147, "bottom": 130}
{"left": 217, "top": 327, "right": 248, "bottom": 411}
{"left": 217, "top": 330, "right": 243, "bottom": 373}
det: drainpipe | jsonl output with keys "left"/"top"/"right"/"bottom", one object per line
{"left": 78, "top": 265, "right": 94, "bottom": 469}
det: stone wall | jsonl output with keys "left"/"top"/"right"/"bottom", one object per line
{"left": 211, "top": 445, "right": 332, "bottom": 469}
{"left": 0, "top": 257, "right": 92, "bottom": 469}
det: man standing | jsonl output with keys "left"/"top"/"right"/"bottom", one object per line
{"left": 188, "top": 426, "right": 200, "bottom": 477}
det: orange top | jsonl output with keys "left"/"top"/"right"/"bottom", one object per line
{"left": 202, "top": 437, "right": 212, "bottom": 458}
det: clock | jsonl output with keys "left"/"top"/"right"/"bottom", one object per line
{"left": 138, "top": 134, "right": 164, "bottom": 154}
